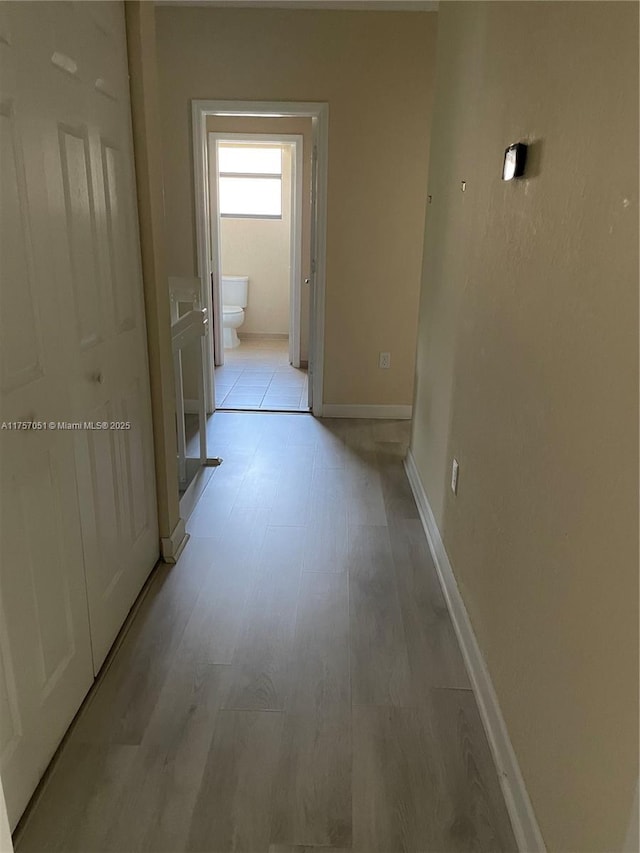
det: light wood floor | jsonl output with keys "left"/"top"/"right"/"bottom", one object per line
{"left": 16, "top": 414, "right": 517, "bottom": 853}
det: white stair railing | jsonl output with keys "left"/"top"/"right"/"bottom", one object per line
{"left": 169, "top": 276, "right": 211, "bottom": 490}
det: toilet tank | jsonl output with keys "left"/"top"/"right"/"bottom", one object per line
{"left": 222, "top": 275, "right": 249, "bottom": 308}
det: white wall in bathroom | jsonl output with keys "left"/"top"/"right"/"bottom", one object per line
{"left": 220, "top": 145, "right": 292, "bottom": 337}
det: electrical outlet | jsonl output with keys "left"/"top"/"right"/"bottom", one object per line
{"left": 379, "top": 352, "right": 391, "bottom": 369}
{"left": 451, "top": 458, "right": 459, "bottom": 495}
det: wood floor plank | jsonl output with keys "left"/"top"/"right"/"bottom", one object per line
{"left": 427, "top": 688, "right": 518, "bottom": 853}
{"left": 312, "top": 423, "right": 350, "bottom": 468}
{"left": 376, "top": 441, "right": 420, "bottom": 522}
{"left": 269, "top": 450, "right": 315, "bottom": 527}
{"left": 370, "top": 418, "right": 412, "bottom": 447}
{"left": 16, "top": 743, "right": 139, "bottom": 853}
{"left": 287, "top": 572, "right": 350, "bottom": 714}
{"left": 345, "top": 450, "right": 388, "bottom": 526}
{"left": 226, "top": 525, "right": 305, "bottom": 711}
{"left": 302, "top": 503, "right": 349, "bottom": 574}
{"left": 232, "top": 461, "right": 281, "bottom": 510}
{"left": 271, "top": 711, "right": 352, "bottom": 848}
{"left": 186, "top": 449, "right": 255, "bottom": 536}
{"left": 389, "top": 519, "right": 471, "bottom": 693}
{"left": 348, "top": 525, "right": 414, "bottom": 707}
{"left": 180, "top": 513, "right": 269, "bottom": 665}
{"left": 353, "top": 693, "right": 518, "bottom": 853}
{"left": 103, "top": 664, "right": 232, "bottom": 853}
{"left": 302, "top": 468, "right": 349, "bottom": 573}
{"left": 186, "top": 709, "right": 283, "bottom": 853}
{"left": 352, "top": 703, "right": 441, "bottom": 852}
{"left": 71, "top": 537, "right": 217, "bottom": 745}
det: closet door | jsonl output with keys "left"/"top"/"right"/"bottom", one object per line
{"left": 39, "top": 0, "right": 159, "bottom": 671}
{"left": 0, "top": 2, "right": 94, "bottom": 829}
{"left": 0, "top": 0, "right": 159, "bottom": 827}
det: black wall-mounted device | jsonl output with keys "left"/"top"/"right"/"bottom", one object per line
{"left": 502, "top": 142, "right": 528, "bottom": 180}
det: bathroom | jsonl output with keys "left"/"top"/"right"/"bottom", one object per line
{"left": 213, "top": 135, "right": 310, "bottom": 412}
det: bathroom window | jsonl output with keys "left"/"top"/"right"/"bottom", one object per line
{"left": 218, "top": 144, "right": 283, "bottom": 218}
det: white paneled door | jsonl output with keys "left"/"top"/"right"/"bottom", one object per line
{"left": 0, "top": 1, "right": 158, "bottom": 829}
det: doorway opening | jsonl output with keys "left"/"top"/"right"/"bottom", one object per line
{"left": 209, "top": 134, "right": 309, "bottom": 412}
{"left": 192, "top": 100, "right": 329, "bottom": 417}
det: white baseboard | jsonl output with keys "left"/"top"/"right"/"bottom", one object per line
{"left": 321, "top": 403, "right": 412, "bottom": 420}
{"left": 183, "top": 398, "right": 199, "bottom": 415}
{"left": 404, "top": 449, "right": 546, "bottom": 853}
{"left": 160, "top": 517, "right": 189, "bottom": 565}
{"left": 238, "top": 332, "right": 288, "bottom": 340}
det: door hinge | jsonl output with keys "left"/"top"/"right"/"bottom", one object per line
{"left": 311, "top": 258, "right": 317, "bottom": 274}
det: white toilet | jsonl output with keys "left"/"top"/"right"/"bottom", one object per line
{"left": 221, "top": 275, "right": 249, "bottom": 349}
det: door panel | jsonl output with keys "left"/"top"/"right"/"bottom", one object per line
{"left": 101, "top": 141, "right": 136, "bottom": 333}
{"left": 0, "top": 100, "right": 43, "bottom": 392}
{"left": 0, "top": 428, "right": 94, "bottom": 828}
{"left": 58, "top": 124, "right": 104, "bottom": 350}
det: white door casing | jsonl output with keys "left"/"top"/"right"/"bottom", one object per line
{"left": 192, "top": 100, "right": 328, "bottom": 417}
{"left": 0, "top": 1, "right": 158, "bottom": 829}
{"left": 206, "top": 134, "right": 223, "bottom": 371}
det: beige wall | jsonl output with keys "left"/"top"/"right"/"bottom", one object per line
{"left": 410, "top": 3, "right": 639, "bottom": 851}
{"left": 220, "top": 144, "right": 292, "bottom": 337}
{"left": 155, "top": 7, "right": 437, "bottom": 406}
{"left": 124, "top": 0, "right": 182, "bottom": 547}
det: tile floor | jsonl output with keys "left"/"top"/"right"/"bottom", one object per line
{"left": 215, "top": 337, "right": 309, "bottom": 411}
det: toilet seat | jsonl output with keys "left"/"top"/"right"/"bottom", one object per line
{"left": 223, "top": 305, "right": 243, "bottom": 315}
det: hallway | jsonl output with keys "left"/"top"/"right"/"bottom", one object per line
{"left": 15, "top": 414, "right": 516, "bottom": 853}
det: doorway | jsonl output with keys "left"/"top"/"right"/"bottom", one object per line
{"left": 192, "top": 100, "right": 329, "bottom": 417}
{"left": 209, "top": 133, "right": 309, "bottom": 411}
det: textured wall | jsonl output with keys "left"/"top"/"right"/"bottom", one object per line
{"left": 410, "top": 3, "right": 639, "bottom": 850}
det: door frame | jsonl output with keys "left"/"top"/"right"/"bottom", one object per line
{"left": 207, "top": 132, "right": 304, "bottom": 370}
{"left": 192, "top": 99, "right": 329, "bottom": 416}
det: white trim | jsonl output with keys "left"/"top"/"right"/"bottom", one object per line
{"left": 206, "top": 135, "right": 224, "bottom": 373}
{"left": 160, "top": 518, "right": 189, "bottom": 564}
{"left": 290, "top": 137, "right": 303, "bottom": 367}
{"left": 192, "top": 99, "right": 328, "bottom": 417}
{"left": 179, "top": 465, "right": 216, "bottom": 523}
{"left": 321, "top": 403, "right": 412, "bottom": 419}
{"left": 403, "top": 449, "right": 546, "bottom": 853}
{"left": 239, "top": 332, "right": 288, "bottom": 340}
